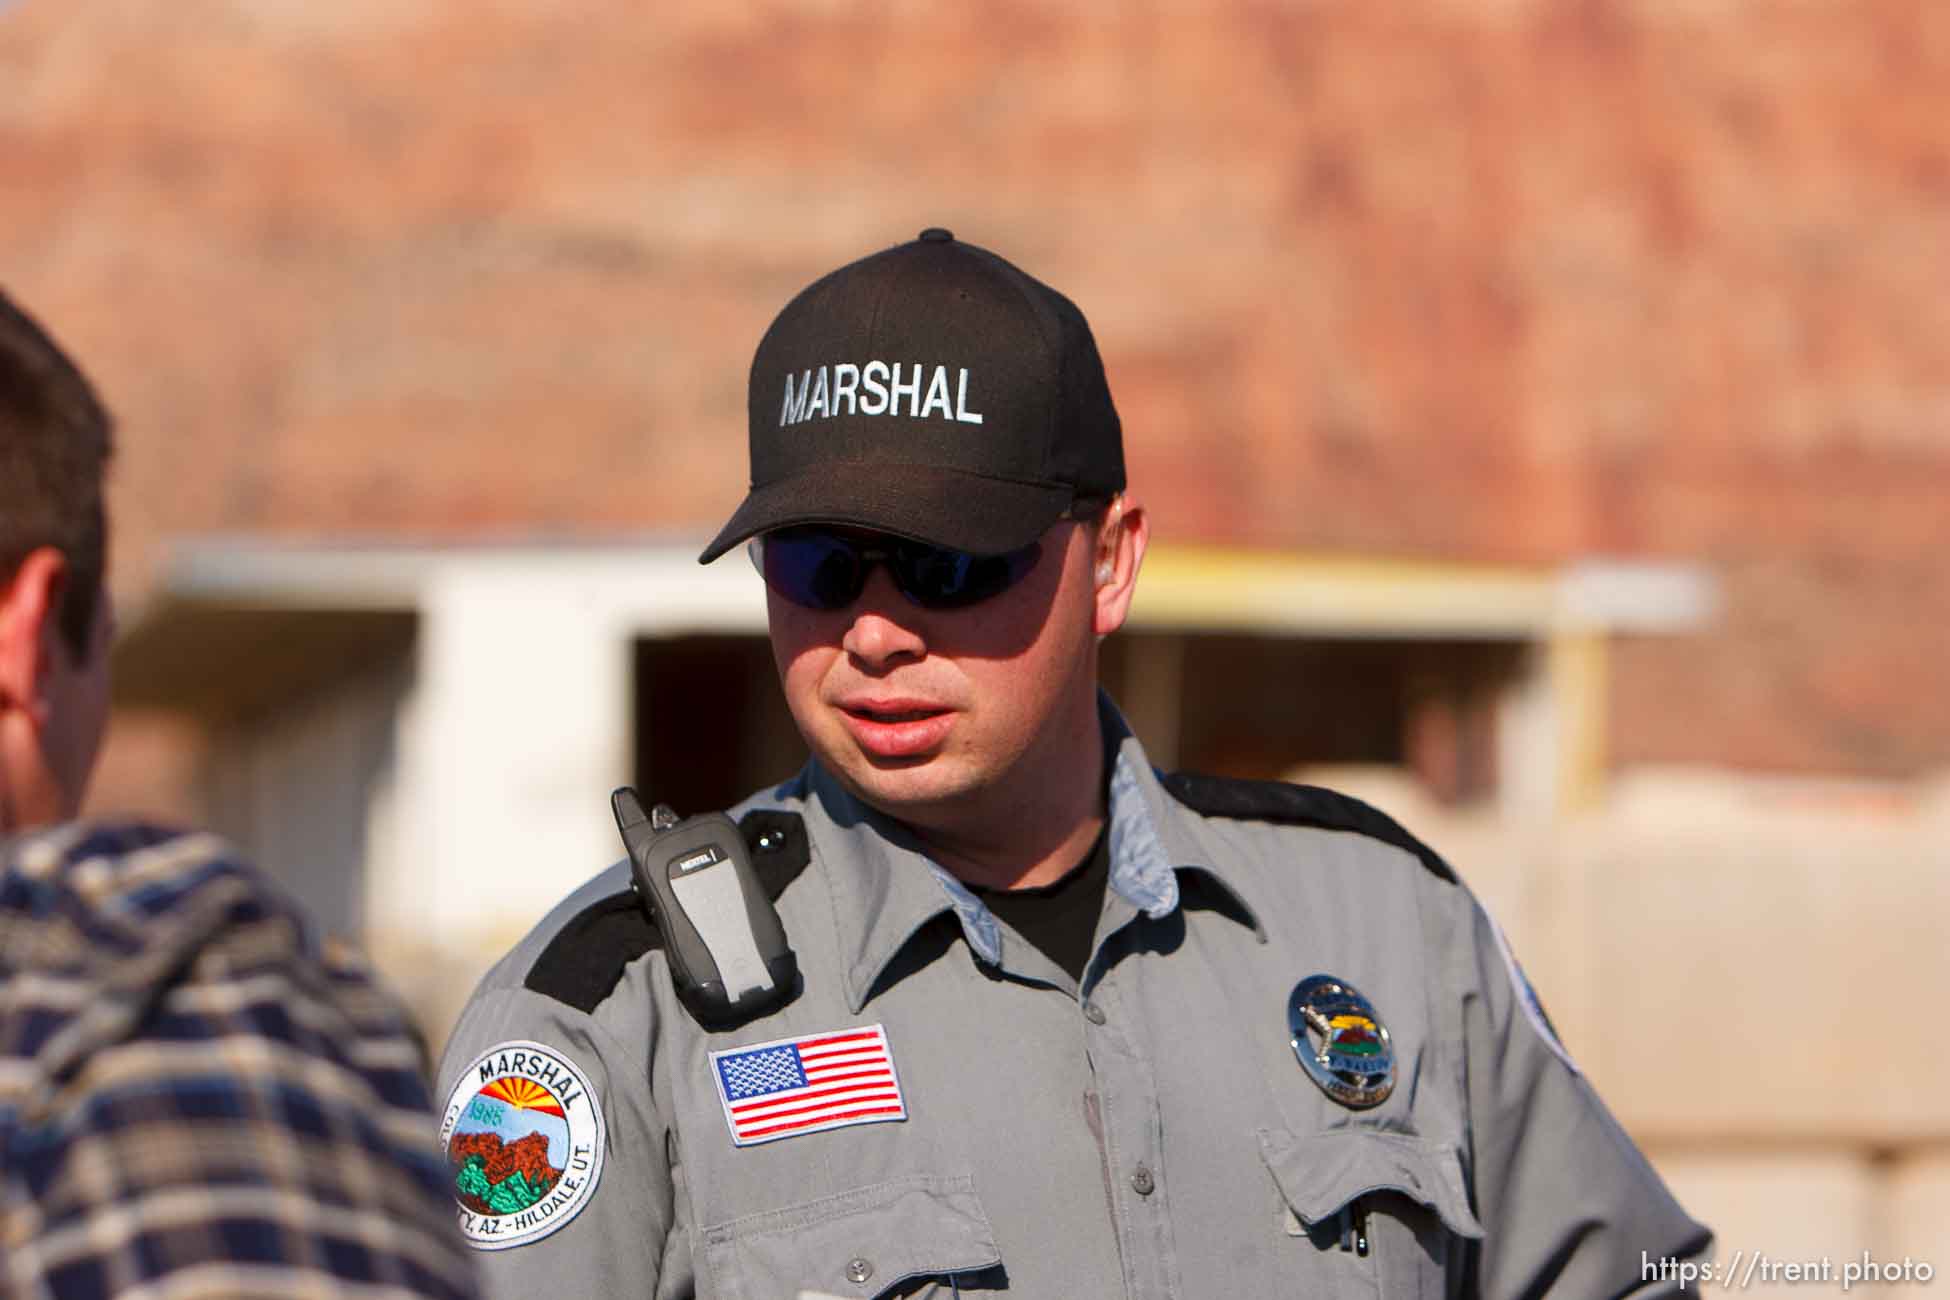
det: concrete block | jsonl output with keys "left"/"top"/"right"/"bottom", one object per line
{"left": 1650, "top": 1147, "right": 1879, "bottom": 1299}
{"left": 1571, "top": 771, "right": 1950, "bottom": 1143}
{"left": 1882, "top": 1151, "right": 1950, "bottom": 1266}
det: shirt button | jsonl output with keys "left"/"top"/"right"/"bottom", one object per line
{"left": 845, "top": 1257, "right": 874, "bottom": 1284}
{"left": 1131, "top": 1165, "right": 1155, "bottom": 1196}
{"left": 1083, "top": 1001, "right": 1107, "bottom": 1025}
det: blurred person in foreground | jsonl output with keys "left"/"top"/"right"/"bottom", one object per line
{"left": 0, "top": 288, "right": 475, "bottom": 1300}
{"left": 441, "top": 230, "right": 1710, "bottom": 1297}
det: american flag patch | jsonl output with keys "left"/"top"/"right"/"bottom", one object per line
{"left": 709, "top": 1024, "right": 907, "bottom": 1147}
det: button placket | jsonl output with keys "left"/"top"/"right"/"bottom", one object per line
{"left": 1081, "top": 973, "right": 1180, "bottom": 1300}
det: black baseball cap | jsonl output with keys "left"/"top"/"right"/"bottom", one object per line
{"left": 698, "top": 228, "right": 1124, "bottom": 562}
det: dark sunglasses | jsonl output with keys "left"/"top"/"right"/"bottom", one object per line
{"left": 749, "top": 527, "right": 1046, "bottom": 612}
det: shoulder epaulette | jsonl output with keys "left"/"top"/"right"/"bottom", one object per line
{"left": 1159, "top": 771, "right": 1456, "bottom": 883}
{"left": 523, "top": 808, "right": 812, "bottom": 1012}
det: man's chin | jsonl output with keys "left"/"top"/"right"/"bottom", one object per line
{"left": 827, "top": 750, "right": 977, "bottom": 819}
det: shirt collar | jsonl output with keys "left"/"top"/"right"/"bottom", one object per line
{"left": 1097, "top": 695, "right": 1265, "bottom": 941}
{"left": 795, "top": 691, "right": 1265, "bottom": 1013}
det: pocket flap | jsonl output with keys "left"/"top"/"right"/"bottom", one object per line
{"left": 1259, "top": 1128, "right": 1484, "bottom": 1241}
{"left": 702, "top": 1172, "right": 1001, "bottom": 1300}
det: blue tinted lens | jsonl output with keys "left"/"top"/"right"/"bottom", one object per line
{"left": 759, "top": 531, "right": 867, "bottom": 610}
{"left": 757, "top": 530, "right": 1042, "bottom": 611}
{"left": 892, "top": 540, "right": 1040, "bottom": 608}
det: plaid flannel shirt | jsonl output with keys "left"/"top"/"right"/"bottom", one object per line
{"left": 1, "top": 821, "right": 476, "bottom": 1299}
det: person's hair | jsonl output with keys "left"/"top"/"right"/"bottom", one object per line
{"left": 0, "top": 288, "right": 114, "bottom": 659}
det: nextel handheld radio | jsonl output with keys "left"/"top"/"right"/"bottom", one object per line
{"left": 610, "top": 788, "right": 798, "bottom": 1026}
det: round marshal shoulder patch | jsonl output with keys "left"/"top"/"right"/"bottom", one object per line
{"left": 440, "top": 1040, "right": 606, "bottom": 1251}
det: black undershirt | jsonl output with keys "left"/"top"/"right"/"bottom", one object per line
{"left": 971, "top": 824, "right": 1111, "bottom": 984}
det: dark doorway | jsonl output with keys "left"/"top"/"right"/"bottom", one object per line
{"left": 632, "top": 636, "right": 808, "bottom": 816}
{"left": 1101, "top": 633, "right": 1523, "bottom": 805}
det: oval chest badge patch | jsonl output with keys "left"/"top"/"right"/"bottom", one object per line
{"left": 1288, "top": 975, "right": 1395, "bottom": 1109}
{"left": 440, "top": 1040, "right": 606, "bottom": 1251}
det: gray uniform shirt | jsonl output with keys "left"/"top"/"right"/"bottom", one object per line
{"left": 437, "top": 702, "right": 1709, "bottom": 1298}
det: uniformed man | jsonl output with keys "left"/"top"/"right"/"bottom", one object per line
{"left": 437, "top": 229, "right": 1711, "bottom": 1297}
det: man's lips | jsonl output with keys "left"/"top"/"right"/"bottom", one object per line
{"left": 835, "top": 698, "right": 956, "bottom": 759}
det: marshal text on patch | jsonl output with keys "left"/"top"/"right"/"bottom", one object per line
{"left": 474, "top": 1044, "right": 585, "bottom": 1110}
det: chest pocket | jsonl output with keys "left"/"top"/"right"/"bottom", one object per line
{"left": 1260, "top": 1128, "right": 1484, "bottom": 1299}
{"left": 699, "top": 1172, "right": 1001, "bottom": 1300}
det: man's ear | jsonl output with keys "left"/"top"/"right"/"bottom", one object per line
{"left": 1092, "top": 495, "right": 1149, "bottom": 639}
{"left": 0, "top": 547, "right": 69, "bottom": 725}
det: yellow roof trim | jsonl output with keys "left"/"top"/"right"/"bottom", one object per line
{"left": 1130, "top": 545, "right": 1557, "bottom": 638}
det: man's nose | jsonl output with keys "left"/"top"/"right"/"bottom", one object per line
{"left": 840, "top": 566, "right": 927, "bottom": 668}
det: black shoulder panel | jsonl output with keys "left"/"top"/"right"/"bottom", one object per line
{"left": 523, "top": 809, "right": 813, "bottom": 1013}
{"left": 741, "top": 808, "right": 812, "bottom": 899}
{"left": 1160, "top": 771, "right": 1456, "bottom": 883}
{"left": 523, "top": 891, "right": 660, "bottom": 1013}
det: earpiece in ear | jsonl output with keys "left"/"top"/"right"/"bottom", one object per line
{"left": 1094, "top": 494, "right": 1125, "bottom": 587}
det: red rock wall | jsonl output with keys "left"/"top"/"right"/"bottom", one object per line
{"left": 3, "top": 0, "right": 1945, "bottom": 775}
